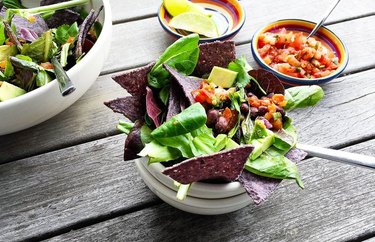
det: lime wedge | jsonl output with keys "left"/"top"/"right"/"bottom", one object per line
{"left": 163, "top": 0, "right": 210, "bottom": 17}
{"left": 169, "top": 12, "right": 219, "bottom": 38}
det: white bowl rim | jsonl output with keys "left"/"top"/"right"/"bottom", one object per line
{"left": 141, "top": 157, "right": 247, "bottom": 199}
{"left": 135, "top": 158, "right": 251, "bottom": 215}
{"left": 0, "top": 0, "right": 112, "bottom": 107}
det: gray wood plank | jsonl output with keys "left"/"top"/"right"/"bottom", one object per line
{"left": 0, "top": 73, "right": 125, "bottom": 163}
{"left": 109, "top": 0, "right": 157, "bottom": 24}
{"left": 109, "top": 0, "right": 375, "bottom": 28}
{"left": 0, "top": 135, "right": 159, "bottom": 242}
{"left": 46, "top": 139, "right": 375, "bottom": 242}
{"left": 102, "top": 2, "right": 375, "bottom": 74}
{"left": 1, "top": 64, "right": 375, "bottom": 164}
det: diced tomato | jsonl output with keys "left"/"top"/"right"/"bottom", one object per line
{"left": 0, "top": 60, "right": 7, "bottom": 69}
{"left": 264, "top": 112, "right": 273, "bottom": 121}
{"left": 40, "top": 62, "right": 54, "bottom": 70}
{"left": 222, "top": 107, "right": 232, "bottom": 122}
{"left": 272, "top": 119, "right": 283, "bottom": 130}
{"left": 257, "top": 29, "right": 340, "bottom": 79}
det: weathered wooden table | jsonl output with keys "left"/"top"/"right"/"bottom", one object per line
{"left": 1, "top": 0, "right": 375, "bottom": 241}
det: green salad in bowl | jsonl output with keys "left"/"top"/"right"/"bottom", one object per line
{"left": 105, "top": 34, "right": 324, "bottom": 211}
{"left": 0, "top": 0, "right": 111, "bottom": 135}
{"left": 0, "top": 0, "right": 103, "bottom": 100}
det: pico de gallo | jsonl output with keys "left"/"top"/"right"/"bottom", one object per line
{"left": 257, "top": 28, "right": 339, "bottom": 79}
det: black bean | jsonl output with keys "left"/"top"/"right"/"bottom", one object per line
{"left": 215, "top": 116, "right": 229, "bottom": 134}
{"left": 276, "top": 106, "right": 286, "bottom": 116}
{"left": 240, "top": 103, "right": 249, "bottom": 114}
{"left": 267, "top": 92, "right": 275, "bottom": 98}
{"left": 258, "top": 106, "right": 268, "bottom": 116}
{"left": 250, "top": 107, "right": 259, "bottom": 119}
{"left": 246, "top": 92, "right": 254, "bottom": 98}
{"left": 206, "top": 109, "right": 220, "bottom": 127}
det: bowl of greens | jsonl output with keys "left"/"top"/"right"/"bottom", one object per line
{"left": 0, "top": 0, "right": 112, "bottom": 135}
{"left": 105, "top": 34, "right": 325, "bottom": 214}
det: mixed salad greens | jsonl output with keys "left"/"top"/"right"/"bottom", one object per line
{"left": 0, "top": 0, "right": 102, "bottom": 101}
{"left": 106, "top": 34, "right": 324, "bottom": 204}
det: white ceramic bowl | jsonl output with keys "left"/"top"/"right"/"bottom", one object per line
{"left": 141, "top": 158, "right": 246, "bottom": 199}
{"left": 0, "top": 0, "right": 112, "bottom": 135}
{"left": 135, "top": 159, "right": 251, "bottom": 215}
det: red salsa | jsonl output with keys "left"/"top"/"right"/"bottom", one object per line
{"left": 257, "top": 28, "right": 339, "bottom": 79}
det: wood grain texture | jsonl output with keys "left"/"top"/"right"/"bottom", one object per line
{"left": 0, "top": 135, "right": 159, "bottom": 242}
{"left": 109, "top": 0, "right": 157, "bottom": 23}
{"left": 102, "top": 2, "right": 375, "bottom": 74}
{"left": 46, "top": 140, "right": 375, "bottom": 242}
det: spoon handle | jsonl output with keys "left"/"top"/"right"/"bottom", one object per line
{"left": 297, "top": 143, "right": 375, "bottom": 169}
{"left": 51, "top": 56, "right": 76, "bottom": 96}
{"left": 307, "top": 0, "right": 341, "bottom": 38}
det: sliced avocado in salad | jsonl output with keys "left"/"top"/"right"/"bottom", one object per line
{"left": 249, "top": 119, "right": 275, "bottom": 160}
{"left": 208, "top": 66, "right": 238, "bottom": 88}
{"left": 0, "top": 81, "right": 26, "bottom": 101}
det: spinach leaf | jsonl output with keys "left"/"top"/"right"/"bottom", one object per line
{"left": 35, "top": 70, "right": 52, "bottom": 87}
{"left": 156, "top": 133, "right": 195, "bottom": 158}
{"left": 3, "top": 0, "right": 25, "bottom": 9}
{"left": 55, "top": 22, "right": 79, "bottom": 45}
{"left": 284, "top": 85, "right": 324, "bottom": 111}
{"left": 228, "top": 88, "right": 245, "bottom": 138}
{"left": 273, "top": 117, "right": 297, "bottom": 152}
{"left": 21, "top": 30, "right": 53, "bottom": 62}
{"left": 139, "top": 141, "right": 181, "bottom": 164}
{"left": 0, "top": 22, "right": 6, "bottom": 46}
{"left": 151, "top": 103, "right": 207, "bottom": 138}
{"left": 147, "top": 34, "right": 199, "bottom": 89}
{"left": 0, "top": 45, "right": 17, "bottom": 62}
{"left": 117, "top": 120, "right": 135, "bottom": 135}
{"left": 159, "top": 85, "right": 170, "bottom": 105}
{"left": 245, "top": 147, "right": 304, "bottom": 188}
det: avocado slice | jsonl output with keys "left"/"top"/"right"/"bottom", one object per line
{"left": 0, "top": 81, "right": 26, "bottom": 101}
{"left": 249, "top": 120, "right": 275, "bottom": 160}
{"left": 208, "top": 66, "right": 238, "bottom": 88}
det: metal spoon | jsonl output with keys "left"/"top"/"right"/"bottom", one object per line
{"left": 51, "top": 56, "right": 76, "bottom": 96}
{"left": 297, "top": 144, "right": 375, "bottom": 169}
{"left": 307, "top": 0, "right": 341, "bottom": 38}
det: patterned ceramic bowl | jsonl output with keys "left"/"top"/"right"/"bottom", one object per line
{"left": 158, "top": 0, "right": 246, "bottom": 42}
{"left": 251, "top": 19, "right": 349, "bottom": 86}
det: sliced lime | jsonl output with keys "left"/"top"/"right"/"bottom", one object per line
{"left": 163, "top": 0, "right": 210, "bottom": 17}
{"left": 169, "top": 12, "right": 219, "bottom": 38}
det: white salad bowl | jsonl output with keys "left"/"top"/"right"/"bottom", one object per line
{"left": 135, "top": 159, "right": 251, "bottom": 215}
{"left": 141, "top": 158, "right": 247, "bottom": 199}
{"left": 0, "top": 0, "right": 112, "bottom": 135}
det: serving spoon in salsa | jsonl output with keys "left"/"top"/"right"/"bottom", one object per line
{"left": 307, "top": 0, "right": 341, "bottom": 38}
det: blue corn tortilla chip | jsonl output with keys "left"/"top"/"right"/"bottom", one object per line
{"left": 12, "top": 14, "right": 49, "bottom": 39}
{"left": 248, "top": 69, "right": 285, "bottom": 96}
{"left": 112, "top": 62, "right": 155, "bottom": 97}
{"left": 40, "top": 0, "right": 69, "bottom": 5}
{"left": 104, "top": 96, "right": 145, "bottom": 122}
{"left": 124, "top": 121, "right": 144, "bottom": 161}
{"left": 238, "top": 148, "right": 307, "bottom": 205}
{"left": 166, "top": 82, "right": 182, "bottom": 121}
{"left": 162, "top": 145, "right": 254, "bottom": 184}
{"left": 194, "top": 40, "right": 236, "bottom": 77}
{"left": 46, "top": 9, "right": 80, "bottom": 28}
{"left": 164, "top": 64, "right": 201, "bottom": 106}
